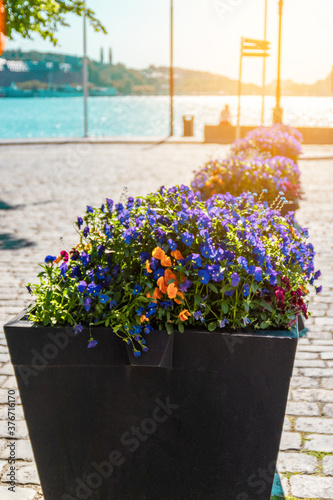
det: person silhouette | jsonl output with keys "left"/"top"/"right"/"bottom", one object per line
{"left": 219, "top": 104, "right": 231, "bottom": 125}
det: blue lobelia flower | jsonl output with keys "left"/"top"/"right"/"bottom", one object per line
{"left": 243, "top": 283, "right": 250, "bottom": 297}
{"left": 219, "top": 319, "right": 229, "bottom": 328}
{"left": 109, "top": 300, "right": 117, "bottom": 309}
{"left": 144, "top": 324, "right": 154, "bottom": 334}
{"left": 77, "top": 281, "right": 87, "bottom": 293}
{"left": 314, "top": 270, "right": 321, "bottom": 280}
{"left": 198, "top": 269, "right": 210, "bottom": 284}
{"left": 160, "top": 301, "right": 173, "bottom": 309}
{"left": 136, "top": 307, "right": 145, "bottom": 316}
{"left": 83, "top": 227, "right": 90, "bottom": 238}
{"left": 193, "top": 310, "right": 204, "bottom": 323}
{"left": 74, "top": 324, "right": 84, "bottom": 335}
{"left": 182, "top": 231, "right": 195, "bottom": 247}
{"left": 243, "top": 318, "right": 251, "bottom": 326}
{"left": 133, "top": 283, "right": 143, "bottom": 295}
{"left": 88, "top": 340, "right": 98, "bottom": 349}
{"left": 45, "top": 255, "right": 57, "bottom": 264}
{"left": 87, "top": 206, "right": 94, "bottom": 213}
{"left": 316, "top": 286, "right": 322, "bottom": 294}
{"left": 230, "top": 273, "right": 240, "bottom": 287}
{"left": 106, "top": 198, "right": 113, "bottom": 212}
{"left": 77, "top": 217, "right": 83, "bottom": 229}
{"left": 133, "top": 350, "right": 141, "bottom": 358}
{"left": 100, "top": 294, "right": 109, "bottom": 304}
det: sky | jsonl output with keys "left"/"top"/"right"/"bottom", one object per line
{"left": 5, "top": 0, "right": 333, "bottom": 85}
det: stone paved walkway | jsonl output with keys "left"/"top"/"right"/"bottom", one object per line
{"left": 0, "top": 143, "right": 331, "bottom": 499}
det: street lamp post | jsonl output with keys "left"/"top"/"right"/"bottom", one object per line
{"left": 83, "top": 0, "right": 88, "bottom": 137}
{"left": 261, "top": 0, "right": 268, "bottom": 125}
{"left": 273, "top": 0, "right": 283, "bottom": 124}
{"left": 170, "top": 0, "right": 174, "bottom": 136}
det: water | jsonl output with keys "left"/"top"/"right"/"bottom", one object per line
{"left": 0, "top": 95, "right": 332, "bottom": 139}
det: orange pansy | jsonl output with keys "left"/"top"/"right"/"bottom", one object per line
{"left": 167, "top": 282, "right": 178, "bottom": 299}
{"left": 178, "top": 309, "right": 191, "bottom": 321}
{"left": 152, "top": 247, "right": 165, "bottom": 260}
{"left": 145, "top": 260, "right": 153, "bottom": 273}
{"left": 161, "top": 255, "right": 172, "bottom": 267}
{"left": 140, "top": 314, "right": 149, "bottom": 323}
{"left": 152, "top": 287, "right": 162, "bottom": 300}
{"left": 164, "top": 269, "right": 178, "bottom": 286}
{"left": 171, "top": 250, "right": 184, "bottom": 260}
{"left": 174, "top": 291, "right": 185, "bottom": 304}
{"left": 54, "top": 256, "right": 61, "bottom": 264}
{"left": 157, "top": 276, "right": 168, "bottom": 293}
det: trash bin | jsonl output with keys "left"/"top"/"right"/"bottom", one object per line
{"left": 183, "top": 115, "right": 194, "bottom": 137}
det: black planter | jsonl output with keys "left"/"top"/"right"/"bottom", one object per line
{"left": 280, "top": 200, "right": 299, "bottom": 216}
{"left": 4, "top": 311, "right": 298, "bottom": 500}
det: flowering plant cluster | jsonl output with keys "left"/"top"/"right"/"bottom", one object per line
{"left": 28, "top": 186, "right": 321, "bottom": 356}
{"left": 231, "top": 125, "right": 303, "bottom": 162}
{"left": 191, "top": 155, "right": 301, "bottom": 203}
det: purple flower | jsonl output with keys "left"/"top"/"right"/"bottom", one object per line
{"left": 100, "top": 294, "right": 109, "bottom": 304}
{"left": 182, "top": 231, "right": 194, "bottom": 247}
{"left": 74, "top": 324, "right": 84, "bottom": 335}
{"left": 314, "top": 270, "right": 321, "bottom": 280}
{"left": 133, "top": 350, "right": 141, "bottom": 358}
{"left": 167, "top": 239, "right": 177, "bottom": 251}
{"left": 243, "top": 318, "right": 251, "bottom": 326}
{"left": 316, "top": 286, "right": 322, "bottom": 294}
{"left": 219, "top": 319, "right": 229, "bottom": 328}
{"left": 83, "top": 227, "right": 90, "bottom": 238}
{"left": 106, "top": 198, "right": 113, "bottom": 212}
{"left": 88, "top": 340, "right": 98, "bottom": 349}
{"left": 139, "top": 252, "right": 150, "bottom": 263}
{"left": 160, "top": 301, "right": 173, "bottom": 309}
{"left": 78, "top": 281, "right": 87, "bottom": 293}
{"left": 237, "top": 256, "right": 248, "bottom": 271}
{"left": 243, "top": 283, "right": 250, "bottom": 297}
{"left": 144, "top": 324, "right": 154, "bottom": 334}
{"left": 26, "top": 285, "right": 32, "bottom": 294}
{"left": 198, "top": 269, "right": 210, "bottom": 284}
{"left": 87, "top": 206, "right": 94, "bottom": 213}
{"left": 77, "top": 217, "right": 83, "bottom": 229}
{"left": 80, "top": 252, "right": 90, "bottom": 267}
{"left": 84, "top": 297, "right": 92, "bottom": 311}
{"left": 231, "top": 273, "right": 240, "bottom": 287}
{"left": 269, "top": 271, "right": 278, "bottom": 286}
{"left": 45, "top": 255, "right": 56, "bottom": 264}
{"left": 254, "top": 267, "right": 262, "bottom": 282}
{"left": 193, "top": 310, "right": 204, "bottom": 323}
{"left": 179, "top": 279, "right": 192, "bottom": 293}
{"left": 59, "top": 262, "right": 68, "bottom": 277}
{"left": 133, "top": 284, "right": 143, "bottom": 295}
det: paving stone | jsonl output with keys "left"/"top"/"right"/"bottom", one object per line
{"left": 323, "top": 455, "right": 333, "bottom": 476}
{"left": 295, "top": 417, "right": 333, "bottom": 434}
{"left": 0, "top": 485, "right": 37, "bottom": 499}
{"left": 321, "top": 352, "right": 333, "bottom": 359}
{"left": 0, "top": 439, "right": 34, "bottom": 461}
{"left": 0, "top": 363, "right": 15, "bottom": 376}
{"left": 296, "top": 352, "right": 319, "bottom": 359}
{"left": 279, "top": 432, "right": 302, "bottom": 451}
{"left": 277, "top": 452, "right": 317, "bottom": 473}
{"left": 322, "top": 378, "right": 333, "bottom": 390}
{"left": 0, "top": 405, "right": 25, "bottom": 420}
{"left": 294, "top": 359, "right": 326, "bottom": 368}
{"left": 290, "top": 474, "right": 333, "bottom": 499}
{"left": 323, "top": 404, "right": 333, "bottom": 417}
{"left": 290, "top": 376, "right": 319, "bottom": 388}
{"left": 304, "top": 434, "right": 333, "bottom": 452}
{"left": 283, "top": 418, "right": 291, "bottom": 431}
{"left": 0, "top": 420, "right": 28, "bottom": 439}
{"left": 292, "top": 388, "right": 333, "bottom": 402}
{"left": 286, "top": 402, "right": 320, "bottom": 416}
{"left": 1, "top": 462, "right": 40, "bottom": 485}
{"left": 298, "top": 345, "right": 333, "bottom": 352}
{"left": 300, "top": 368, "right": 333, "bottom": 377}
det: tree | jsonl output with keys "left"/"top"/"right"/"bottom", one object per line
{"left": 4, "top": 1, "right": 106, "bottom": 45}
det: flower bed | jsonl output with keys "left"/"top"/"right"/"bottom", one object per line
{"left": 28, "top": 186, "right": 320, "bottom": 356}
{"left": 231, "top": 124, "right": 303, "bottom": 162}
{"left": 191, "top": 155, "right": 301, "bottom": 204}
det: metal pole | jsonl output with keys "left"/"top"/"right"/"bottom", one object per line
{"left": 83, "top": 0, "right": 88, "bottom": 137}
{"left": 236, "top": 38, "right": 243, "bottom": 140}
{"left": 170, "top": 0, "right": 174, "bottom": 136}
{"left": 261, "top": 0, "right": 268, "bottom": 125}
{"left": 274, "top": 0, "right": 283, "bottom": 123}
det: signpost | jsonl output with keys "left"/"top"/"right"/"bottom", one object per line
{"left": 262, "top": 0, "right": 268, "bottom": 125}
{"left": 170, "top": 0, "right": 174, "bottom": 136}
{"left": 273, "top": 0, "right": 283, "bottom": 123}
{"left": 236, "top": 38, "right": 271, "bottom": 140}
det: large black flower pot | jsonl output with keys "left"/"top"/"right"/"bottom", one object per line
{"left": 4, "top": 311, "right": 298, "bottom": 500}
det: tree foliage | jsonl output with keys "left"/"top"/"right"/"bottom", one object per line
{"left": 4, "top": 1, "right": 106, "bottom": 44}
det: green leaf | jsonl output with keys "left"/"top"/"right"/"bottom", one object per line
{"left": 178, "top": 323, "right": 184, "bottom": 333}
{"left": 165, "top": 322, "right": 173, "bottom": 334}
{"left": 194, "top": 295, "right": 201, "bottom": 306}
{"left": 208, "top": 283, "right": 218, "bottom": 294}
{"left": 207, "top": 321, "right": 217, "bottom": 332}
{"left": 221, "top": 301, "right": 229, "bottom": 314}
{"left": 259, "top": 300, "right": 273, "bottom": 313}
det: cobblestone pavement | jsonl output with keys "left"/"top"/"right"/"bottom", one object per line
{"left": 0, "top": 143, "right": 331, "bottom": 499}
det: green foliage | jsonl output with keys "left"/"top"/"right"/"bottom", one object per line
{"left": 5, "top": 1, "right": 106, "bottom": 44}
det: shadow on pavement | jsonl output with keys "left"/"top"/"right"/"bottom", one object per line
{"left": 0, "top": 233, "right": 35, "bottom": 250}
